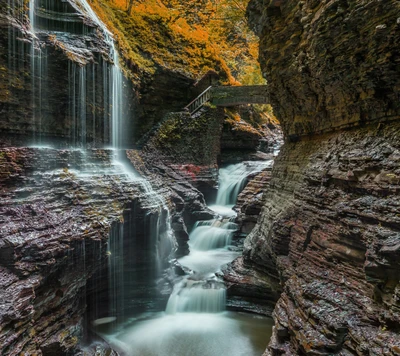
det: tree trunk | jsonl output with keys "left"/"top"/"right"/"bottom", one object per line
{"left": 127, "top": 0, "right": 134, "bottom": 14}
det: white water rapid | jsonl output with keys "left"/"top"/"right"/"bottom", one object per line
{"left": 98, "top": 161, "right": 274, "bottom": 356}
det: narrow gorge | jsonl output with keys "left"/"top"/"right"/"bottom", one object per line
{"left": 0, "top": 0, "right": 399, "bottom": 355}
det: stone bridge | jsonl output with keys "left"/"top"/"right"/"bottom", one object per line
{"left": 184, "top": 85, "right": 269, "bottom": 115}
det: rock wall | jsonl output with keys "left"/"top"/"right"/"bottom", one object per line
{"left": 0, "top": 0, "right": 137, "bottom": 147}
{"left": 248, "top": 0, "right": 400, "bottom": 139}
{"left": 245, "top": 123, "right": 400, "bottom": 354}
{"left": 244, "top": 0, "right": 400, "bottom": 354}
{"left": 0, "top": 148, "right": 178, "bottom": 355}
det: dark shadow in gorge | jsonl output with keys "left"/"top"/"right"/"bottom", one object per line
{"left": 84, "top": 199, "right": 174, "bottom": 340}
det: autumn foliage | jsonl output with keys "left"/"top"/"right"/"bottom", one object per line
{"left": 88, "top": 0, "right": 264, "bottom": 85}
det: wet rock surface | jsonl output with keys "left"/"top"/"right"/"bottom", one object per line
{"left": 135, "top": 107, "right": 226, "bottom": 209}
{"left": 248, "top": 0, "right": 400, "bottom": 139}
{"left": 244, "top": 123, "right": 400, "bottom": 355}
{"left": 235, "top": 168, "right": 272, "bottom": 236}
{"left": 0, "top": 147, "right": 175, "bottom": 355}
{"left": 223, "top": 256, "right": 280, "bottom": 316}
{"left": 127, "top": 142, "right": 218, "bottom": 256}
{"left": 245, "top": 0, "right": 400, "bottom": 354}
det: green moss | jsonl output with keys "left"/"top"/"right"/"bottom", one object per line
{"left": 151, "top": 108, "right": 223, "bottom": 165}
{"left": 157, "top": 120, "right": 183, "bottom": 145}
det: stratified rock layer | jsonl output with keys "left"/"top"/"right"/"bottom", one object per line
{"left": 0, "top": 148, "right": 176, "bottom": 355}
{"left": 245, "top": 0, "right": 400, "bottom": 354}
{"left": 235, "top": 168, "right": 272, "bottom": 235}
{"left": 247, "top": 123, "right": 400, "bottom": 355}
{"left": 248, "top": 0, "right": 400, "bottom": 139}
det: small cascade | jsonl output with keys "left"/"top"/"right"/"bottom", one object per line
{"left": 166, "top": 280, "right": 226, "bottom": 314}
{"left": 189, "top": 220, "right": 236, "bottom": 251}
{"left": 215, "top": 160, "right": 273, "bottom": 206}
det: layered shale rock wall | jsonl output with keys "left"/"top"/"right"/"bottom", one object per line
{"left": 245, "top": 124, "right": 400, "bottom": 354}
{"left": 248, "top": 0, "right": 400, "bottom": 139}
{"left": 0, "top": 0, "right": 136, "bottom": 147}
{"left": 245, "top": 0, "right": 400, "bottom": 354}
{"left": 0, "top": 148, "right": 181, "bottom": 355}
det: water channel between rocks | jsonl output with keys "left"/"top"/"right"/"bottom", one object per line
{"left": 95, "top": 161, "right": 274, "bottom": 356}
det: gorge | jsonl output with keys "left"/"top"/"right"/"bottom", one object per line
{"left": 1, "top": 0, "right": 400, "bottom": 355}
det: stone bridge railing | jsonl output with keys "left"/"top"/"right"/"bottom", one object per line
{"left": 184, "top": 85, "right": 269, "bottom": 115}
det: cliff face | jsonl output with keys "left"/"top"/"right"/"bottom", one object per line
{"left": 0, "top": 148, "right": 188, "bottom": 355}
{"left": 245, "top": 124, "right": 400, "bottom": 355}
{"left": 248, "top": 0, "right": 400, "bottom": 139}
{"left": 245, "top": 0, "right": 400, "bottom": 354}
{"left": 0, "top": 0, "right": 137, "bottom": 147}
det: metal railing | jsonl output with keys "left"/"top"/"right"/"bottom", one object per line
{"left": 184, "top": 86, "right": 213, "bottom": 115}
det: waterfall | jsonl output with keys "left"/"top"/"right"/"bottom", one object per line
{"left": 77, "top": 0, "right": 124, "bottom": 149}
{"left": 29, "top": 0, "right": 41, "bottom": 144}
{"left": 28, "top": 0, "right": 125, "bottom": 147}
{"left": 97, "top": 161, "right": 274, "bottom": 356}
{"left": 215, "top": 161, "right": 273, "bottom": 206}
{"left": 107, "top": 223, "right": 125, "bottom": 319}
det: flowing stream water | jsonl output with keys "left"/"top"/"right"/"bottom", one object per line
{"left": 97, "top": 161, "right": 274, "bottom": 356}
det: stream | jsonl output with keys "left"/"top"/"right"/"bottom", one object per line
{"left": 96, "top": 161, "right": 274, "bottom": 356}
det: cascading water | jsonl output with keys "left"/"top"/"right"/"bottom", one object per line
{"left": 165, "top": 280, "right": 226, "bottom": 314}
{"left": 211, "top": 160, "right": 273, "bottom": 213}
{"left": 27, "top": 0, "right": 176, "bottom": 333}
{"left": 188, "top": 220, "right": 236, "bottom": 251}
{"left": 97, "top": 161, "right": 274, "bottom": 356}
{"left": 28, "top": 0, "right": 125, "bottom": 147}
